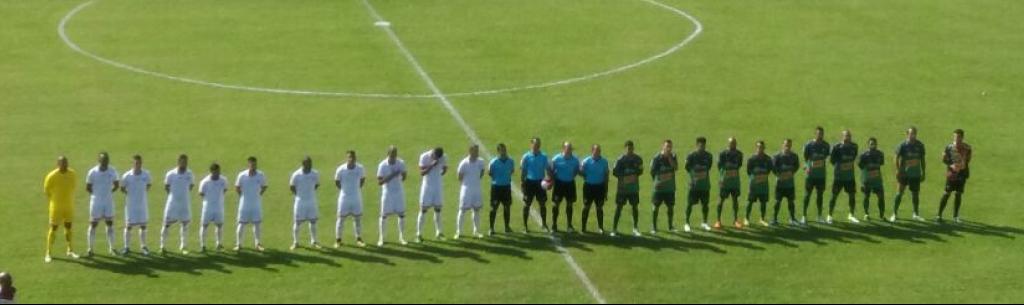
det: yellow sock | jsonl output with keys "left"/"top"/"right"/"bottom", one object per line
{"left": 64, "top": 226, "right": 74, "bottom": 252}
{"left": 46, "top": 227, "right": 57, "bottom": 255}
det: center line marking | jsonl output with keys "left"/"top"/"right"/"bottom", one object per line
{"left": 359, "top": 0, "right": 607, "bottom": 303}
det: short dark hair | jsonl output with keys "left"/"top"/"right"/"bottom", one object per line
{"left": 954, "top": 129, "right": 965, "bottom": 136}
{"left": 624, "top": 140, "right": 634, "bottom": 147}
{"left": 756, "top": 140, "right": 765, "bottom": 147}
{"left": 868, "top": 137, "right": 878, "bottom": 144}
{"left": 433, "top": 147, "right": 444, "bottom": 158}
{"left": 98, "top": 151, "right": 109, "bottom": 159}
{"left": 496, "top": 143, "right": 506, "bottom": 151}
{"left": 696, "top": 137, "right": 707, "bottom": 145}
{"left": 815, "top": 126, "right": 825, "bottom": 133}
{"left": 247, "top": 156, "right": 257, "bottom": 163}
{"left": 346, "top": 150, "right": 356, "bottom": 157}
{"left": 132, "top": 154, "right": 142, "bottom": 161}
{"left": 178, "top": 154, "right": 188, "bottom": 161}
{"left": 664, "top": 139, "right": 673, "bottom": 145}
{"left": 210, "top": 162, "right": 220, "bottom": 171}
{"left": 530, "top": 137, "right": 541, "bottom": 144}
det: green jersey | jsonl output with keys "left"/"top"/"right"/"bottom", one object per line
{"left": 650, "top": 153, "right": 678, "bottom": 193}
{"left": 803, "top": 140, "right": 830, "bottom": 179}
{"left": 747, "top": 154, "right": 773, "bottom": 195}
{"left": 858, "top": 149, "right": 885, "bottom": 188}
{"left": 896, "top": 140, "right": 926, "bottom": 178}
{"left": 685, "top": 150, "right": 713, "bottom": 191}
{"left": 773, "top": 151, "right": 800, "bottom": 189}
{"left": 718, "top": 149, "right": 744, "bottom": 190}
{"left": 830, "top": 142, "right": 859, "bottom": 182}
{"left": 613, "top": 153, "right": 644, "bottom": 194}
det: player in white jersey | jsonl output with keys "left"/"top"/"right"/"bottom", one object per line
{"left": 85, "top": 152, "right": 119, "bottom": 257}
{"left": 289, "top": 156, "right": 322, "bottom": 250}
{"left": 160, "top": 154, "right": 194, "bottom": 255}
{"left": 456, "top": 144, "right": 487, "bottom": 239}
{"left": 377, "top": 146, "right": 408, "bottom": 247}
{"left": 198, "top": 162, "right": 228, "bottom": 252}
{"left": 334, "top": 150, "right": 366, "bottom": 248}
{"left": 234, "top": 156, "right": 268, "bottom": 252}
{"left": 120, "top": 155, "right": 152, "bottom": 256}
{"left": 416, "top": 147, "right": 447, "bottom": 243}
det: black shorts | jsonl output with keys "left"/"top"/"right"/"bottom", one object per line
{"left": 652, "top": 192, "right": 676, "bottom": 207}
{"left": 521, "top": 180, "right": 547, "bottom": 204}
{"left": 616, "top": 192, "right": 640, "bottom": 206}
{"left": 491, "top": 185, "right": 513, "bottom": 207}
{"left": 945, "top": 178, "right": 968, "bottom": 194}
{"left": 775, "top": 187, "right": 796, "bottom": 201}
{"left": 832, "top": 180, "right": 856, "bottom": 194}
{"left": 897, "top": 176, "right": 922, "bottom": 193}
{"left": 749, "top": 193, "right": 769, "bottom": 203}
{"left": 688, "top": 190, "right": 710, "bottom": 205}
{"left": 552, "top": 180, "right": 577, "bottom": 204}
{"left": 583, "top": 183, "right": 608, "bottom": 204}
{"left": 861, "top": 184, "right": 884, "bottom": 195}
{"left": 805, "top": 177, "right": 827, "bottom": 192}
{"left": 719, "top": 187, "right": 741, "bottom": 199}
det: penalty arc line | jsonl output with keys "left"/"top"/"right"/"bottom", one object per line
{"left": 359, "top": 0, "right": 607, "bottom": 303}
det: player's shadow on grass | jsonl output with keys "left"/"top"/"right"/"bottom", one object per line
{"left": 59, "top": 248, "right": 341, "bottom": 275}
{"left": 434, "top": 238, "right": 532, "bottom": 261}
{"left": 556, "top": 232, "right": 733, "bottom": 254}
{"left": 311, "top": 247, "right": 395, "bottom": 266}
{"left": 479, "top": 233, "right": 564, "bottom": 254}
{"left": 364, "top": 245, "right": 443, "bottom": 264}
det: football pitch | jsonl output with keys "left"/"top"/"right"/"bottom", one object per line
{"left": 2, "top": 0, "right": 1023, "bottom": 303}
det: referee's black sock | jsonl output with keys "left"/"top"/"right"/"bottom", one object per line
{"left": 953, "top": 193, "right": 963, "bottom": 218}
{"left": 596, "top": 204, "right": 605, "bottom": 231}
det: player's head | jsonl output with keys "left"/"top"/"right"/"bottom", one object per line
{"left": 783, "top": 139, "right": 793, "bottom": 152}
{"left": 177, "top": 154, "right": 189, "bottom": 170}
{"left": 662, "top": 139, "right": 673, "bottom": 155}
{"left": 469, "top": 144, "right": 480, "bottom": 159}
{"left": 907, "top": 126, "right": 918, "bottom": 141}
{"left": 302, "top": 155, "right": 313, "bottom": 171}
{"left": 98, "top": 151, "right": 109, "bottom": 168}
{"left": 624, "top": 140, "right": 635, "bottom": 154}
{"left": 387, "top": 145, "right": 399, "bottom": 161}
{"left": 346, "top": 150, "right": 357, "bottom": 163}
{"left": 592, "top": 144, "right": 602, "bottom": 158}
{"left": 842, "top": 129, "right": 852, "bottom": 143}
{"left": 530, "top": 137, "right": 542, "bottom": 152}
{"left": 496, "top": 143, "right": 507, "bottom": 157}
{"left": 815, "top": 126, "right": 825, "bottom": 141}
{"left": 247, "top": 156, "right": 258, "bottom": 171}
{"left": 432, "top": 147, "right": 444, "bottom": 160}
{"left": 728, "top": 137, "right": 737, "bottom": 150}
{"left": 0, "top": 272, "right": 11, "bottom": 288}
{"left": 132, "top": 154, "right": 143, "bottom": 171}
{"left": 562, "top": 141, "right": 573, "bottom": 155}
{"left": 696, "top": 136, "right": 707, "bottom": 151}
{"left": 57, "top": 156, "right": 69, "bottom": 172}
{"left": 755, "top": 140, "right": 766, "bottom": 154}
{"left": 953, "top": 129, "right": 965, "bottom": 144}
{"left": 209, "top": 162, "right": 221, "bottom": 177}
{"left": 868, "top": 137, "right": 878, "bottom": 150}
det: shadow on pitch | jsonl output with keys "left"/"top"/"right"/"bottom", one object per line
{"left": 57, "top": 247, "right": 341, "bottom": 276}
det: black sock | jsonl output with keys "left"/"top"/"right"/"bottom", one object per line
{"left": 939, "top": 193, "right": 951, "bottom": 217}
{"left": 503, "top": 204, "right": 511, "bottom": 230}
{"left": 848, "top": 194, "right": 856, "bottom": 216}
{"left": 490, "top": 206, "right": 498, "bottom": 231}
{"left": 539, "top": 203, "right": 548, "bottom": 228}
{"left": 732, "top": 197, "right": 740, "bottom": 222}
{"left": 701, "top": 201, "right": 709, "bottom": 223}
{"left": 746, "top": 201, "right": 755, "bottom": 220}
{"left": 596, "top": 205, "right": 605, "bottom": 231}
{"left": 953, "top": 193, "right": 963, "bottom": 218}
{"left": 773, "top": 201, "right": 782, "bottom": 222}
{"left": 652, "top": 205, "right": 660, "bottom": 231}
{"left": 582, "top": 204, "right": 591, "bottom": 231}
{"left": 666, "top": 206, "right": 675, "bottom": 229}
{"left": 523, "top": 205, "right": 532, "bottom": 229}
{"left": 912, "top": 192, "right": 920, "bottom": 215}
{"left": 631, "top": 205, "right": 640, "bottom": 230}
{"left": 551, "top": 203, "right": 560, "bottom": 230}
{"left": 716, "top": 198, "right": 725, "bottom": 222}
{"left": 565, "top": 203, "right": 574, "bottom": 229}
{"left": 613, "top": 205, "right": 623, "bottom": 231}
{"left": 788, "top": 199, "right": 797, "bottom": 221}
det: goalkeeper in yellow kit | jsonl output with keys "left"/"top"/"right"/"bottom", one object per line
{"left": 44, "top": 156, "right": 80, "bottom": 263}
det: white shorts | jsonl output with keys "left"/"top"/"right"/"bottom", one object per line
{"left": 90, "top": 199, "right": 114, "bottom": 221}
{"left": 164, "top": 200, "right": 192, "bottom": 223}
{"left": 338, "top": 199, "right": 363, "bottom": 217}
{"left": 460, "top": 187, "right": 483, "bottom": 210}
{"left": 420, "top": 183, "right": 443, "bottom": 208}
{"left": 381, "top": 192, "right": 406, "bottom": 216}
{"left": 237, "top": 203, "right": 262, "bottom": 224}
{"left": 294, "top": 201, "right": 319, "bottom": 222}
{"left": 201, "top": 206, "right": 225, "bottom": 225}
{"left": 125, "top": 204, "right": 148, "bottom": 226}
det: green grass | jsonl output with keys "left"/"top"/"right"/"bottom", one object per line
{"left": 1, "top": 0, "right": 1023, "bottom": 303}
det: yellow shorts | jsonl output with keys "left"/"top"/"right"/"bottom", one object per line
{"left": 49, "top": 207, "right": 73, "bottom": 225}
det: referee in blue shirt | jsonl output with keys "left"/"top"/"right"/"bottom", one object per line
{"left": 488, "top": 143, "right": 515, "bottom": 235}
{"left": 521, "top": 138, "right": 550, "bottom": 233}
{"left": 581, "top": 144, "right": 610, "bottom": 234}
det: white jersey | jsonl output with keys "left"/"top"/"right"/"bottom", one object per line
{"left": 121, "top": 169, "right": 151, "bottom": 225}
{"left": 335, "top": 163, "right": 365, "bottom": 216}
{"left": 458, "top": 157, "right": 486, "bottom": 209}
{"left": 235, "top": 170, "right": 267, "bottom": 223}
{"left": 377, "top": 158, "right": 406, "bottom": 215}
{"left": 163, "top": 168, "right": 194, "bottom": 223}
{"left": 290, "top": 168, "right": 320, "bottom": 221}
{"left": 86, "top": 165, "right": 119, "bottom": 220}
{"left": 199, "top": 175, "right": 228, "bottom": 225}
{"left": 418, "top": 151, "right": 447, "bottom": 206}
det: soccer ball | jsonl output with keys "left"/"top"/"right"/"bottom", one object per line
{"left": 541, "top": 178, "right": 553, "bottom": 190}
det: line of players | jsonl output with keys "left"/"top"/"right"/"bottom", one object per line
{"left": 41, "top": 126, "right": 973, "bottom": 263}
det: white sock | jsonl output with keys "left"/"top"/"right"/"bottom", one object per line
{"left": 160, "top": 225, "right": 169, "bottom": 249}
{"left": 309, "top": 221, "right": 318, "bottom": 244}
{"left": 456, "top": 209, "right": 465, "bottom": 235}
{"left": 397, "top": 217, "right": 406, "bottom": 240}
{"left": 200, "top": 224, "right": 208, "bottom": 248}
{"left": 236, "top": 224, "right": 244, "bottom": 247}
{"left": 434, "top": 210, "right": 443, "bottom": 236}
{"left": 335, "top": 218, "right": 344, "bottom": 241}
{"left": 180, "top": 224, "right": 188, "bottom": 249}
{"left": 87, "top": 224, "right": 96, "bottom": 250}
{"left": 215, "top": 225, "right": 223, "bottom": 246}
{"left": 472, "top": 209, "right": 480, "bottom": 234}
{"left": 417, "top": 211, "right": 426, "bottom": 236}
{"left": 105, "top": 225, "right": 115, "bottom": 250}
{"left": 354, "top": 216, "right": 362, "bottom": 239}
{"left": 123, "top": 227, "right": 131, "bottom": 249}
{"left": 139, "top": 228, "right": 147, "bottom": 248}
{"left": 254, "top": 223, "right": 262, "bottom": 246}
{"left": 292, "top": 222, "right": 300, "bottom": 245}
{"left": 378, "top": 217, "right": 386, "bottom": 243}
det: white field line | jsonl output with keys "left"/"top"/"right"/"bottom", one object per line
{"left": 58, "top": 0, "right": 701, "bottom": 100}
{"left": 359, "top": 0, "right": 607, "bottom": 303}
